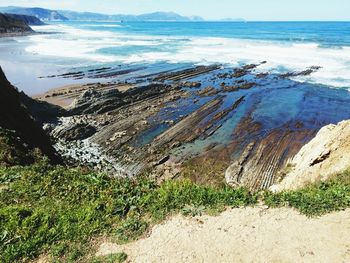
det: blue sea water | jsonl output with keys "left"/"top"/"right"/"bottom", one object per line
{"left": 1, "top": 20, "right": 350, "bottom": 164}
{"left": 76, "top": 21, "right": 350, "bottom": 47}
{"left": 0, "top": 21, "right": 350, "bottom": 94}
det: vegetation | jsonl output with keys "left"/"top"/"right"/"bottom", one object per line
{"left": 0, "top": 128, "right": 42, "bottom": 167}
{"left": 90, "top": 252, "right": 127, "bottom": 263}
{"left": 0, "top": 141, "right": 349, "bottom": 262}
{"left": 0, "top": 162, "right": 256, "bottom": 262}
{"left": 264, "top": 169, "right": 350, "bottom": 216}
{"left": 181, "top": 158, "right": 229, "bottom": 186}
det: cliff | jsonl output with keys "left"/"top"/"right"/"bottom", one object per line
{"left": 0, "top": 12, "right": 33, "bottom": 34}
{"left": 0, "top": 67, "right": 61, "bottom": 164}
{"left": 271, "top": 120, "right": 350, "bottom": 191}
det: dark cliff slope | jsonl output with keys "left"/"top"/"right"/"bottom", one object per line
{"left": 0, "top": 67, "right": 61, "bottom": 164}
{"left": 0, "top": 12, "right": 33, "bottom": 33}
{"left": 5, "top": 13, "right": 45, "bottom": 25}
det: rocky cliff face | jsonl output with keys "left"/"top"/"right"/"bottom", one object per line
{"left": 271, "top": 120, "right": 350, "bottom": 191}
{"left": 0, "top": 13, "right": 33, "bottom": 34}
{"left": 0, "top": 67, "right": 61, "bottom": 164}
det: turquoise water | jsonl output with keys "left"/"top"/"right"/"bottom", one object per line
{"left": 1, "top": 21, "right": 350, "bottom": 94}
{"left": 75, "top": 21, "right": 350, "bottom": 47}
{"left": 1, "top": 20, "right": 350, "bottom": 159}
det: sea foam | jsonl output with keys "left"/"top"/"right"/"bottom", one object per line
{"left": 26, "top": 24, "right": 350, "bottom": 88}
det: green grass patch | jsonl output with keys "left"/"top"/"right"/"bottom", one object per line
{"left": 0, "top": 162, "right": 257, "bottom": 262}
{"left": 264, "top": 169, "right": 350, "bottom": 216}
{"left": 90, "top": 252, "right": 127, "bottom": 263}
{"left": 1, "top": 161, "right": 350, "bottom": 262}
{"left": 0, "top": 128, "right": 42, "bottom": 167}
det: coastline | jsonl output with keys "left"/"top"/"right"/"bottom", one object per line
{"left": 0, "top": 31, "right": 34, "bottom": 38}
{"left": 30, "top": 62, "right": 350, "bottom": 191}
{"left": 1, "top": 13, "right": 350, "bottom": 262}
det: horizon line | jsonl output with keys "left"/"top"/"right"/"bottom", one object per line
{"left": 1, "top": 5, "right": 350, "bottom": 22}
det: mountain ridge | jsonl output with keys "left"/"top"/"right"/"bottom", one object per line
{"left": 0, "top": 6, "right": 208, "bottom": 21}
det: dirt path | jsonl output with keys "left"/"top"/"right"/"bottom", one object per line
{"left": 97, "top": 206, "right": 350, "bottom": 263}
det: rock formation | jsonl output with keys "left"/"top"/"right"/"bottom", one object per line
{"left": 37, "top": 63, "right": 350, "bottom": 189}
{"left": 0, "top": 13, "right": 34, "bottom": 35}
{"left": 271, "top": 120, "right": 350, "bottom": 191}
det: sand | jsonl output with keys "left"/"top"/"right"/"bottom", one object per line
{"left": 97, "top": 206, "right": 350, "bottom": 263}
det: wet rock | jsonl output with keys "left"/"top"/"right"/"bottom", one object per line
{"left": 182, "top": 81, "right": 202, "bottom": 88}
{"left": 232, "top": 69, "right": 248, "bottom": 78}
{"left": 154, "top": 65, "right": 221, "bottom": 82}
{"left": 70, "top": 83, "right": 172, "bottom": 115}
{"left": 222, "top": 82, "right": 256, "bottom": 92}
{"left": 225, "top": 142, "right": 255, "bottom": 187}
{"left": 154, "top": 155, "right": 170, "bottom": 166}
{"left": 195, "top": 86, "right": 220, "bottom": 97}
{"left": 217, "top": 72, "right": 231, "bottom": 79}
{"left": 110, "top": 131, "right": 127, "bottom": 141}
{"left": 256, "top": 73, "right": 268, "bottom": 79}
{"left": 242, "top": 64, "right": 258, "bottom": 70}
{"left": 281, "top": 66, "right": 321, "bottom": 78}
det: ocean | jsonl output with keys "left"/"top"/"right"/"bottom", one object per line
{"left": 1, "top": 21, "right": 350, "bottom": 94}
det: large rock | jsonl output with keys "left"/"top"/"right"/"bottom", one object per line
{"left": 271, "top": 120, "right": 350, "bottom": 191}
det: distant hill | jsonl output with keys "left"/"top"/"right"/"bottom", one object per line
{"left": 4, "top": 13, "right": 45, "bottom": 25}
{"left": 0, "top": 13, "right": 33, "bottom": 34}
{"left": 0, "top": 6, "right": 203, "bottom": 22}
{"left": 0, "top": 6, "right": 68, "bottom": 21}
{"left": 136, "top": 12, "right": 203, "bottom": 21}
{"left": 59, "top": 10, "right": 204, "bottom": 21}
{"left": 219, "top": 18, "right": 246, "bottom": 22}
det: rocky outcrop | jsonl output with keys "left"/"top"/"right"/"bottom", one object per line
{"left": 0, "top": 67, "right": 61, "bottom": 164}
{"left": 70, "top": 83, "right": 173, "bottom": 115}
{"left": 0, "top": 13, "right": 33, "bottom": 35}
{"left": 271, "top": 120, "right": 350, "bottom": 191}
{"left": 38, "top": 63, "right": 350, "bottom": 185}
{"left": 223, "top": 118, "right": 315, "bottom": 191}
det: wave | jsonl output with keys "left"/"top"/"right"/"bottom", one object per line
{"left": 25, "top": 24, "right": 350, "bottom": 88}
{"left": 83, "top": 24, "right": 122, "bottom": 28}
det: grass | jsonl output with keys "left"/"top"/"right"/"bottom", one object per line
{"left": 1, "top": 161, "right": 349, "bottom": 262}
{"left": 264, "top": 169, "right": 350, "bottom": 216}
{"left": 0, "top": 162, "right": 257, "bottom": 262}
{"left": 0, "top": 128, "right": 42, "bottom": 167}
{"left": 181, "top": 158, "right": 229, "bottom": 186}
{"left": 90, "top": 252, "right": 127, "bottom": 263}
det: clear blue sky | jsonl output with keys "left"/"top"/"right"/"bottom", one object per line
{"left": 1, "top": 0, "right": 350, "bottom": 21}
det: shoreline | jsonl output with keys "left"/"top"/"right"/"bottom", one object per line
{"left": 0, "top": 31, "right": 34, "bottom": 38}
{"left": 32, "top": 62, "right": 350, "bottom": 191}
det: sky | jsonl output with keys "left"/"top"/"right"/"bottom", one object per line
{"left": 0, "top": 0, "right": 349, "bottom": 21}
